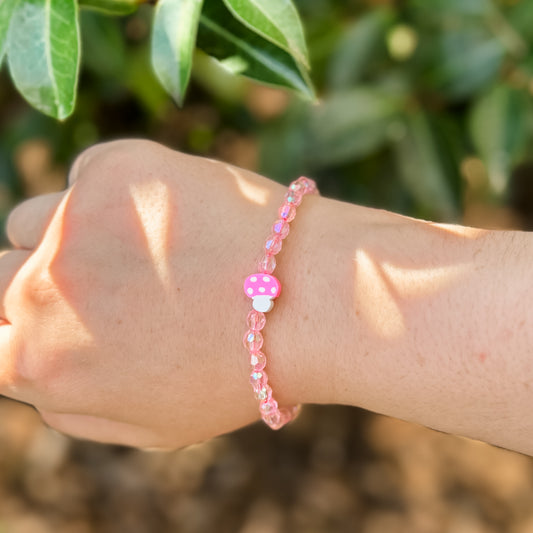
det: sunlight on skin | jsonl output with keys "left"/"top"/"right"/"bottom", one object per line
{"left": 224, "top": 166, "right": 270, "bottom": 206}
{"left": 354, "top": 245, "right": 473, "bottom": 339}
{"left": 354, "top": 249, "right": 406, "bottom": 339}
{"left": 428, "top": 222, "right": 488, "bottom": 239}
{"left": 381, "top": 261, "right": 472, "bottom": 299}
{"left": 129, "top": 180, "right": 172, "bottom": 288}
{"left": 6, "top": 189, "right": 94, "bottom": 344}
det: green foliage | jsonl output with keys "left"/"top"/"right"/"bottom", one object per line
{"left": 151, "top": 0, "right": 203, "bottom": 106}
{"left": 0, "top": 0, "right": 18, "bottom": 64}
{"left": 259, "top": 0, "right": 533, "bottom": 218}
{"left": 0, "top": 0, "right": 311, "bottom": 119}
{"left": 222, "top": 0, "right": 309, "bottom": 68}
{"left": 197, "top": 0, "right": 313, "bottom": 98}
{"left": 7, "top": 0, "right": 80, "bottom": 119}
{"left": 2, "top": 0, "right": 533, "bottom": 223}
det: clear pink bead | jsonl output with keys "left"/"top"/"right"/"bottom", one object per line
{"left": 264, "top": 234, "right": 282, "bottom": 255}
{"left": 247, "top": 310, "right": 266, "bottom": 331}
{"left": 295, "top": 177, "right": 317, "bottom": 194}
{"left": 255, "top": 384, "right": 272, "bottom": 401}
{"left": 243, "top": 330, "right": 263, "bottom": 352}
{"left": 279, "top": 203, "right": 296, "bottom": 222}
{"left": 250, "top": 351, "right": 267, "bottom": 370}
{"left": 284, "top": 191, "right": 302, "bottom": 207}
{"left": 258, "top": 254, "right": 276, "bottom": 274}
{"left": 262, "top": 409, "right": 282, "bottom": 429}
{"left": 289, "top": 181, "right": 306, "bottom": 194}
{"left": 250, "top": 369, "right": 268, "bottom": 391}
{"left": 260, "top": 397, "right": 279, "bottom": 415}
{"left": 272, "top": 219, "right": 290, "bottom": 239}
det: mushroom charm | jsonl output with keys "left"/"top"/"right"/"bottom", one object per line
{"left": 244, "top": 273, "right": 281, "bottom": 312}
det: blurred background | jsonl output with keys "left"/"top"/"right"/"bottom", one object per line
{"left": 2, "top": 0, "right": 533, "bottom": 531}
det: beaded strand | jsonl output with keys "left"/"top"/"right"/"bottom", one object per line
{"left": 243, "top": 177, "right": 318, "bottom": 430}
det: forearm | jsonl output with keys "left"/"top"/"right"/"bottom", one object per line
{"left": 276, "top": 195, "right": 533, "bottom": 455}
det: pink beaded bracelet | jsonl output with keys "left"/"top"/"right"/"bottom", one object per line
{"left": 243, "top": 176, "right": 319, "bottom": 430}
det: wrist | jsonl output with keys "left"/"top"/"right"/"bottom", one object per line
{"left": 266, "top": 193, "right": 351, "bottom": 408}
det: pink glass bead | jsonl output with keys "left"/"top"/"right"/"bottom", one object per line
{"left": 265, "top": 234, "right": 282, "bottom": 255}
{"left": 284, "top": 191, "right": 303, "bottom": 207}
{"left": 272, "top": 219, "right": 290, "bottom": 239}
{"left": 247, "top": 310, "right": 266, "bottom": 331}
{"left": 243, "top": 330, "right": 263, "bottom": 352}
{"left": 289, "top": 181, "right": 306, "bottom": 194}
{"left": 263, "top": 410, "right": 283, "bottom": 429}
{"left": 255, "top": 384, "right": 272, "bottom": 401}
{"left": 250, "top": 351, "right": 267, "bottom": 370}
{"left": 258, "top": 254, "right": 276, "bottom": 274}
{"left": 279, "top": 203, "right": 296, "bottom": 222}
{"left": 260, "top": 397, "right": 279, "bottom": 415}
{"left": 295, "top": 177, "right": 317, "bottom": 194}
{"left": 250, "top": 369, "right": 268, "bottom": 391}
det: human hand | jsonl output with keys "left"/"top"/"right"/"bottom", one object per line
{"left": 0, "top": 140, "right": 324, "bottom": 449}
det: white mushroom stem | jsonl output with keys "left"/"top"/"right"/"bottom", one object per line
{"left": 253, "top": 295, "right": 274, "bottom": 313}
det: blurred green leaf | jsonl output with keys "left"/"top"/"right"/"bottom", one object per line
{"left": 393, "top": 110, "right": 459, "bottom": 220}
{"left": 0, "top": 0, "right": 18, "bottom": 64}
{"left": 81, "top": 12, "right": 126, "bottom": 78}
{"left": 7, "top": 0, "right": 80, "bottom": 119}
{"left": 308, "top": 88, "right": 403, "bottom": 166}
{"left": 222, "top": 0, "right": 309, "bottom": 68}
{"left": 151, "top": 0, "right": 203, "bottom": 106}
{"left": 507, "top": 0, "right": 533, "bottom": 45}
{"left": 259, "top": 101, "right": 312, "bottom": 181}
{"left": 126, "top": 46, "right": 170, "bottom": 116}
{"left": 424, "top": 28, "right": 505, "bottom": 100}
{"left": 79, "top": 0, "right": 139, "bottom": 15}
{"left": 328, "top": 8, "right": 393, "bottom": 90}
{"left": 409, "top": 0, "right": 491, "bottom": 18}
{"left": 469, "top": 83, "right": 530, "bottom": 193}
{"left": 198, "top": 0, "right": 314, "bottom": 98}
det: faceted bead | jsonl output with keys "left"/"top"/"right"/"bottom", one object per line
{"left": 247, "top": 310, "right": 266, "bottom": 331}
{"left": 272, "top": 219, "right": 290, "bottom": 239}
{"left": 260, "top": 397, "right": 279, "bottom": 415}
{"left": 258, "top": 254, "right": 276, "bottom": 274}
{"left": 296, "top": 177, "right": 317, "bottom": 194}
{"left": 250, "top": 350, "right": 267, "bottom": 370}
{"left": 263, "top": 411, "right": 283, "bottom": 429}
{"left": 264, "top": 234, "right": 282, "bottom": 255}
{"left": 250, "top": 369, "right": 268, "bottom": 391}
{"left": 279, "top": 203, "right": 296, "bottom": 222}
{"left": 284, "top": 191, "right": 303, "bottom": 207}
{"left": 243, "top": 330, "right": 263, "bottom": 352}
{"left": 289, "top": 181, "right": 306, "bottom": 194}
{"left": 255, "top": 384, "right": 272, "bottom": 401}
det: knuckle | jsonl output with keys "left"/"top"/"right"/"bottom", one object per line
{"left": 70, "top": 139, "right": 164, "bottom": 187}
{"left": 19, "top": 269, "right": 61, "bottom": 311}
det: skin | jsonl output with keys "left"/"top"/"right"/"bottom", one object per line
{"left": 1, "top": 140, "right": 533, "bottom": 454}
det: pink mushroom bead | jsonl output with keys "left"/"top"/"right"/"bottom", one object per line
{"left": 243, "top": 273, "right": 281, "bottom": 312}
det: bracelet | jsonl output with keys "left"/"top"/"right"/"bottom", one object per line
{"left": 243, "top": 176, "right": 319, "bottom": 430}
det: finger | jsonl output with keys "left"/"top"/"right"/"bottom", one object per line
{"left": 5, "top": 192, "right": 65, "bottom": 250}
{"left": 67, "top": 141, "right": 120, "bottom": 187}
{"left": 0, "top": 324, "right": 27, "bottom": 402}
{"left": 39, "top": 411, "right": 165, "bottom": 448}
{"left": 0, "top": 249, "right": 32, "bottom": 321}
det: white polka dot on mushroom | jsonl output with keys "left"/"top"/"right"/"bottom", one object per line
{"left": 263, "top": 276, "right": 270, "bottom": 282}
{"left": 271, "top": 287, "right": 276, "bottom": 294}
{"left": 247, "top": 288, "right": 253, "bottom": 294}
{"left": 259, "top": 287, "right": 265, "bottom": 293}
{"left": 250, "top": 276, "right": 257, "bottom": 282}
